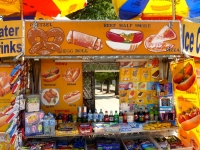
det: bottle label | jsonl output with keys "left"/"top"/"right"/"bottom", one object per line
{"left": 119, "top": 116, "right": 123, "bottom": 123}
{"left": 93, "top": 114, "right": 98, "bottom": 121}
{"left": 109, "top": 117, "right": 114, "bottom": 121}
{"left": 88, "top": 114, "right": 93, "bottom": 121}
{"left": 98, "top": 114, "right": 104, "bottom": 121}
{"left": 127, "top": 115, "right": 133, "bottom": 122}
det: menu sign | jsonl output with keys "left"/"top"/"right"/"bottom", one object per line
{"left": 119, "top": 58, "right": 159, "bottom": 109}
{"left": 170, "top": 58, "right": 200, "bottom": 150}
{"left": 41, "top": 59, "right": 83, "bottom": 113}
{"left": 25, "top": 21, "right": 181, "bottom": 56}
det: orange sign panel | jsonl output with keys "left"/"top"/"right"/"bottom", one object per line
{"left": 170, "top": 58, "right": 200, "bottom": 149}
{"left": 41, "top": 59, "right": 83, "bottom": 114}
{"left": 25, "top": 21, "right": 181, "bottom": 56}
{"left": 0, "top": 66, "right": 14, "bottom": 132}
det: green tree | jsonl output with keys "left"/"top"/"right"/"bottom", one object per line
{"left": 95, "top": 72, "right": 119, "bottom": 94}
{"left": 67, "top": 0, "right": 119, "bottom": 20}
{"left": 95, "top": 72, "right": 107, "bottom": 92}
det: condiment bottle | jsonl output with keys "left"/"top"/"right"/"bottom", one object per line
{"left": 123, "top": 111, "right": 127, "bottom": 123}
{"left": 104, "top": 111, "right": 109, "bottom": 122}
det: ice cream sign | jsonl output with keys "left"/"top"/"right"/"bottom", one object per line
{"left": 0, "top": 21, "right": 22, "bottom": 57}
{"left": 182, "top": 20, "right": 200, "bottom": 57}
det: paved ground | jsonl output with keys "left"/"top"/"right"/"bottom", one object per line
{"left": 95, "top": 85, "right": 119, "bottom": 114}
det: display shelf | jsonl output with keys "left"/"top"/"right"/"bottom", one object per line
{"left": 25, "top": 126, "right": 179, "bottom": 139}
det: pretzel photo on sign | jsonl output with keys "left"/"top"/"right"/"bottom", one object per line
{"left": 27, "top": 27, "right": 65, "bottom": 55}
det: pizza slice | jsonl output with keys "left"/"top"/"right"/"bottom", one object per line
{"left": 144, "top": 35, "right": 174, "bottom": 52}
{"left": 151, "top": 25, "right": 176, "bottom": 43}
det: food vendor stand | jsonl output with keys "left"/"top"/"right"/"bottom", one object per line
{"left": 18, "top": 19, "right": 196, "bottom": 149}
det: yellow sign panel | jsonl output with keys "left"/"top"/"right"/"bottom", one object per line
{"left": 41, "top": 59, "right": 83, "bottom": 114}
{"left": 170, "top": 58, "right": 200, "bottom": 149}
{"left": 0, "top": 66, "right": 14, "bottom": 132}
{"left": 0, "top": 21, "right": 22, "bottom": 57}
{"left": 25, "top": 21, "right": 181, "bottom": 56}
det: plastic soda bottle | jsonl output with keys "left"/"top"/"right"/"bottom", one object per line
{"left": 114, "top": 110, "right": 119, "bottom": 123}
{"left": 87, "top": 109, "right": 93, "bottom": 122}
{"left": 98, "top": 109, "right": 104, "bottom": 122}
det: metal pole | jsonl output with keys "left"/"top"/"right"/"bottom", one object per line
{"left": 172, "top": 0, "right": 175, "bottom": 20}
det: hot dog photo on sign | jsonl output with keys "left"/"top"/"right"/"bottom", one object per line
{"left": 41, "top": 67, "right": 60, "bottom": 82}
{"left": 106, "top": 29, "right": 143, "bottom": 52}
{"left": 173, "top": 62, "right": 196, "bottom": 91}
{"left": 177, "top": 106, "right": 200, "bottom": 131}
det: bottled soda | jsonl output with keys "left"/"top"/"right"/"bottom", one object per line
{"left": 139, "top": 108, "right": 145, "bottom": 122}
{"left": 144, "top": 107, "right": 150, "bottom": 123}
{"left": 98, "top": 109, "right": 104, "bottom": 122}
{"left": 149, "top": 107, "right": 154, "bottom": 121}
{"left": 154, "top": 105, "right": 159, "bottom": 121}
{"left": 87, "top": 109, "right": 93, "bottom": 122}
{"left": 119, "top": 110, "right": 123, "bottom": 123}
{"left": 114, "top": 110, "right": 119, "bottom": 123}
{"left": 134, "top": 108, "right": 139, "bottom": 122}
{"left": 123, "top": 111, "right": 127, "bottom": 123}
{"left": 109, "top": 110, "right": 114, "bottom": 122}
{"left": 93, "top": 109, "right": 99, "bottom": 122}
{"left": 104, "top": 111, "right": 109, "bottom": 122}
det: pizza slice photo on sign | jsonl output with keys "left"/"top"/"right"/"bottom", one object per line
{"left": 144, "top": 25, "right": 177, "bottom": 52}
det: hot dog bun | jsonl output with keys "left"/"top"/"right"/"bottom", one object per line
{"left": 43, "top": 73, "right": 60, "bottom": 82}
{"left": 181, "top": 115, "right": 200, "bottom": 131}
{"left": 176, "top": 74, "right": 196, "bottom": 91}
{"left": 106, "top": 41, "right": 142, "bottom": 52}
{"left": 63, "top": 90, "right": 81, "bottom": 104}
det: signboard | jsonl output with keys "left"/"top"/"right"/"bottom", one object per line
{"left": 182, "top": 20, "right": 200, "bottom": 58}
{"left": 0, "top": 21, "right": 22, "bottom": 57}
{"left": 119, "top": 59, "right": 159, "bottom": 110}
{"left": 170, "top": 58, "right": 200, "bottom": 150}
{"left": 41, "top": 59, "right": 83, "bottom": 114}
{"left": 0, "top": 66, "right": 14, "bottom": 131}
{"left": 25, "top": 21, "right": 181, "bottom": 56}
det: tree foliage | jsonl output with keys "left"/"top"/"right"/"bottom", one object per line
{"left": 67, "top": 0, "right": 119, "bottom": 20}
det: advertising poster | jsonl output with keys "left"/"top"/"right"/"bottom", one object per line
{"left": 170, "top": 58, "right": 200, "bottom": 150}
{"left": 119, "top": 58, "right": 159, "bottom": 109}
{"left": 41, "top": 59, "right": 83, "bottom": 114}
{"left": 25, "top": 21, "right": 181, "bottom": 56}
{"left": 0, "top": 66, "right": 14, "bottom": 131}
